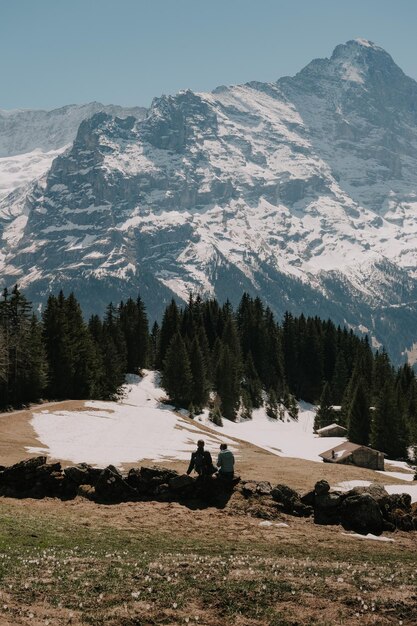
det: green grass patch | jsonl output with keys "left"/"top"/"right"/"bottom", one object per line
{"left": 0, "top": 501, "right": 416, "bottom": 625}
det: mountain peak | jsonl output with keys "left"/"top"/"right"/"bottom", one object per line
{"left": 290, "top": 38, "right": 403, "bottom": 88}
{"left": 331, "top": 38, "right": 390, "bottom": 60}
{"left": 350, "top": 38, "right": 381, "bottom": 50}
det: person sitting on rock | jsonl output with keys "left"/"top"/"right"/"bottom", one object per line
{"left": 186, "top": 440, "right": 215, "bottom": 478}
{"left": 216, "top": 443, "right": 235, "bottom": 480}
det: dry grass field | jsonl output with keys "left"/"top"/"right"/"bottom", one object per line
{"left": 0, "top": 404, "right": 416, "bottom": 625}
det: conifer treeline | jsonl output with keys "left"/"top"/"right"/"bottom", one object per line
{"left": 1, "top": 287, "right": 416, "bottom": 459}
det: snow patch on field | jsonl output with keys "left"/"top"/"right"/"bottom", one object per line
{"left": 341, "top": 532, "right": 395, "bottom": 543}
{"left": 27, "top": 372, "right": 236, "bottom": 467}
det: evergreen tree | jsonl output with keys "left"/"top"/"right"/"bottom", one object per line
{"left": 118, "top": 297, "right": 149, "bottom": 373}
{"left": 156, "top": 299, "right": 180, "bottom": 369}
{"left": 209, "top": 396, "right": 223, "bottom": 426}
{"left": 331, "top": 351, "right": 349, "bottom": 405}
{"left": 162, "top": 332, "right": 192, "bottom": 408}
{"left": 65, "top": 292, "right": 98, "bottom": 399}
{"left": 135, "top": 295, "right": 150, "bottom": 369}
{"left": 266, "top": 388, "right": 279, "bottom": 419}
{"left": 25, "top": 315, "right": 48, "bottom": 402}
{"left": 371, "top": 381, "right": 402, "bottom": 458}
{"left": 243, "top": 352, "right": 263, "bottom": 409}
{"left": 322, "top": 320, "right": 337, "bottom": 383}
{"left": 189, "top": 336, "right": 209, "bottom": 410}
{"left": 197, "top": 326, "right": 212, "bottom": 385}
{"left": 282, "top": 312, "right": 298, "bottom": 396}
{"left": 149, "top": 321, "right": 160, "bottom": 369}
{"left": 240, "top": 389, "right": 253, "bottom": 420}
{"left": 263, "top": 307, "right": 285, "bottom": 394}
{"left": 372, "top": 349, "right": 394, "bottom": 404}
{"left": 100, "top": 331, "right": 125, "bottom": 399}
{"left": 314, "top": 382, "right": 335, "bottom": 431}
{"left": 42, "top": 292, "right": 72, "bottom": 399}
{"left": 0, "top": 289, "right": 10, "bottom": 406}
{"left": 284, "top": 390, "right": 299, "bottom": 421}
{"left": 297, "top": 317, "right": 323, "bottom": 403}
{"left": 0, "top": 326, "right": 6, "bottom": 386}
{"left": 341, "top": 354, "right": 371, "bottom": 425}
{"left": 103, "top": 302, "right": 127, "bottom": 375}
{"left": 8, "top": 286, "right": 33, "bottom": 406}
{"left": 347, "top": 381, "right": 371, "bottom": 445}
{"left": 215, "top": 344, "right": 241, "bottom": 421}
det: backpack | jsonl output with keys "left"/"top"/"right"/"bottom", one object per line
{"left": 194, "top": 449, "right": 207, "bottom": 474}
{"left": 194, "top": 449, "right": 216, "bottom": 476}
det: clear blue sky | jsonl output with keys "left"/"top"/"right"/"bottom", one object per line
{"left": 1, "top": 0, "right": 417, "bottom": 110}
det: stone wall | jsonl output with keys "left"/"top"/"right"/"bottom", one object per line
{"left": 0, "top": 457, "right": 416, "bottom": 535}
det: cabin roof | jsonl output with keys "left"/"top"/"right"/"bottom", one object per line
{"left": 316, "top": 423, "right": 347, "bottom": 434}
{"left": 319, "top": 441, "right": 383, "bottom": 462}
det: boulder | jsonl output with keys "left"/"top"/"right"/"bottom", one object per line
{"left": 378, "top": 493, "right": 413, "bottom": 530}
{"left": 168, "top": 474, "right": 195, "bottom": 491}
{"left": 0, "top": 456, "right": 47, "bottom": 492}
{"left": 139, "top": 465, "right": 178, "bottom": 484}
{"left": 314, "top": 491, "right": 343, "bottom": 525}
{"left": 380, "top": 492, "right": 412, "bottom": 515}
{"left": 271, "top": 484, "right": 312, "bottom": 517}
{"left": 340, "top": 493, "right": 384, "bottom": 536}
{"left": 256, "top": 481, "right": 272, "bottom": 496}
{"left": 271, "top": 484, "right": 300, "bottom": 508}
{"left": 241, "top": 481, "right": 258, "bottom": 496}
{"left": 347, "top": 483, "right": 389, "bottom": 505}
{"left": 64, "top": 463, "right": 101, "bottom": 486}
{"left": 300, "top": 490, "right": 315, "bottom": 507}
{"left": 126, "top": 468, "right": 150, "bottom": 495}
{"left": 314, "top": 480, "right": 330, "bottom": 496}
{"left": 95, "top": 465, "right": 137, "bottom": 502}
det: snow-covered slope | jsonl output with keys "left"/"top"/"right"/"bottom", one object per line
{"left": 2, "top": 40, "right": 417, "bottom": 358}
{"left": 28, "top": 372, "right": 238, "bottom": 467}
{"left": 0, "top": 103, "right": 146, "bottom": 199}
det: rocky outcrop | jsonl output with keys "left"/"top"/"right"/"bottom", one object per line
{"left": 271, "top": 484, "right": 313, "bottom": 517}
{"left": 340, "top": 493, "right": 385, "bottom": 536}
{"left": 311, "top": 480, "right": 417, "bottom": 535}
{"left": 0, "top": 457, "right": 77, "bottom": 499}
{"left": 314, "top": 486, "right": 343, "bottom": 526}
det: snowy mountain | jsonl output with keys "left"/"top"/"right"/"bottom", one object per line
{"left": 2, "top": 40, "right": 417, "bottom": 361}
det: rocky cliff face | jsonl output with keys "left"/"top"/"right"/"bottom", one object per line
{"left": 1, "top": 40, "right": 417, "bottom": 361}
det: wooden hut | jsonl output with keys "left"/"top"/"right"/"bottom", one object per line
{"left": 316, "top": 423, "right": 348, "bottom": 437}
{"left": 319, "top": 442, "right": 385, "bottom": 470}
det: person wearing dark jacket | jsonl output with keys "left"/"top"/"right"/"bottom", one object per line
{"left": 187, "top": 440, "right": 214, "bottom": 477}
